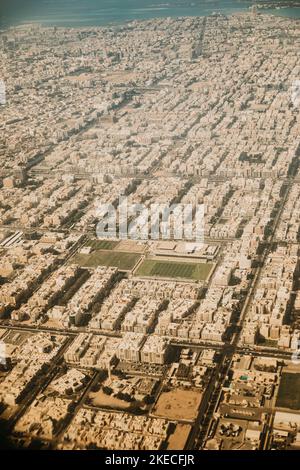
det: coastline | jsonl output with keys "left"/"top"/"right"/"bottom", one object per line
{"left": 2, "top": 10, "right": 300, "bottom": 34}
{"left": 0, "top": 1, "right": 300, "bottom": 29}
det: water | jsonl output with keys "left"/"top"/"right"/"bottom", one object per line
{"left": 0, "top": 0, "right": 299, "bottom": 28}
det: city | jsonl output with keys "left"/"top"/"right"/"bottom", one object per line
{"left": 0, "top": 9, "right": 300, "bottom": 452}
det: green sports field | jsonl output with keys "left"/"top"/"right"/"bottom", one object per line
{"left": 86, "top": 239, "right": 119, "bottom": 250}
{"left": 135, "top": 259, "right": 214, "bottom": 281}
{"left": 276, "top": 373, "right": 300, "bottom": 410}
{"left": 73, "top": 250, "right": 141, "bottom": 271}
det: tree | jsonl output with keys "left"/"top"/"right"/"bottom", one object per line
{"left": 91, "top": 383, "right": 101, "bottom": 393}
{"left": 143, "top": 395, "right": 155, "bottom": 405}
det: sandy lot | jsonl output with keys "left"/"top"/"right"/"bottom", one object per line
{"left": 152, "top": 388, "right": 202, "bottom": 422}
{"left": 167, "top": 424, "right": 191, "bottom": 450}
{"left": 114, "top": 239, "right": 145, "bottom": 253}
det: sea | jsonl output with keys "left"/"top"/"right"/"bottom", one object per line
{"left": 0, "top": 0, "right": 299, "bottom": 28}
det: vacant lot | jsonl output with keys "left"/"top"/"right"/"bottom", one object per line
{"left": 114, "top": 239, "right": 145, "bottom": 253}
{"left": 135, "top": 259, "right": 214, "bottom": 281}
{"left": 167, "top": 424, "right": 191, "bottom": 450}
{"left": 73, "top": 250, "right": 141, "bottom": 271}
{"left": 152, "top": 388, "right": 202, "bottom": 421}
{"left": 276, "top": 373, "right": 300, "bottom": 410}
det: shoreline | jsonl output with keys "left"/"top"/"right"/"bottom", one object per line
{"left": 1, "top": 10, "right": 300, "bottom": 33}
{"left": 1, "top": 3, "right": 300, "bottom": 30}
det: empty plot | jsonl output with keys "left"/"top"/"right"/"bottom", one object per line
{"left": 152, "top": 388, "right": 202, "bottom": 422}
{"left": 167, "top": 424, "right": 191, "bottom": 450}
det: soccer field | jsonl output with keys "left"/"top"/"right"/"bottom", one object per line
{"left": 276, "top": 373, "right": 300, "bottom": 410}
{"left": 73, "top": 250, "right": 141, "bottom": 271}
{"left": 86, "top": 239, "right": 119, "bottom": 250}
{"left": 135, "top": 259, "right": 214, "bottom": 281}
